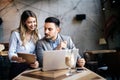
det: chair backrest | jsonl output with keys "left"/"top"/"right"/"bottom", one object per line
{"left": 0, "top": 43, "right": 9, "bottom": 51}
{"left": 84, "top": 52, "right": 98, "bottom": 62}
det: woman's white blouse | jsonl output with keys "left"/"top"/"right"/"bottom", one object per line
{"left": 8, "top": 31, "right": 36, "bottom": 62}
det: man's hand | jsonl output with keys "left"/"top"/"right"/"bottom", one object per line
{"left": 30, "top": 61, "right": 39, "bottom": 68}
{"left": 56, "top": 41, "right": 67, "bottom": 50}
{"left": 77, "top": 58, "right": 86, "bottom": 68}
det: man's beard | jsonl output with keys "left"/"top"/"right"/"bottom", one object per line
{"left": 45, "top": 34, "right": 52, "bottom": 40}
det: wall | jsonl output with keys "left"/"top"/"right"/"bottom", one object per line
{"left": 0, "top": 0, "right": 104, "bottom": 56}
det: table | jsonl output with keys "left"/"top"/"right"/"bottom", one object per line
{"left": 85, "top": 49, "right": 116, "bottom": 54}
{"left": 84, "top": 49, "right": 117, "bottom": 71}
{"left": 13, "top": 68, "right": 106, "bottom": 80}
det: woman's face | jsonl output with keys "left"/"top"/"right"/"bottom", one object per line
{"left": 25, "top": 17, "right": 37, "bottom": 32}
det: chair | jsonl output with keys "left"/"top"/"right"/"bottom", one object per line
{"left": 0, "top": 43, "right": 10, "bottom": 80}
{"left": 0, "top": 43, "right": 9, "bottom": 56}
{"left": 104, "top": 51, "right": 120, "bottom": 79}
{"left": 0, "top": 43, "right": 9, "bottom": 51}
{"left": 84, "top": 52, "right": 99, "bottom": 72}
{"left": 84, "top": 50, "right": 118, "bottom": 79}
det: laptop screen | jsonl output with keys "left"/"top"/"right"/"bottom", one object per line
{"left": 42, "top": 49, "right": 78, "bottom": 71}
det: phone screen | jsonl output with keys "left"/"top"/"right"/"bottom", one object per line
{"left": 76, "top": 68, "right": 85, "bottom": 72}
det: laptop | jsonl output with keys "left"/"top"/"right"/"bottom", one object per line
{"left": 42, "top": 49, "right": 79, "bottom": 71}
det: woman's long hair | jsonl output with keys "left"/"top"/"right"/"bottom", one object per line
{"left": 12, "top": 10, "right": 39, "bottom": 46}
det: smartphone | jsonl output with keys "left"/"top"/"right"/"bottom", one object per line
{"left": 76, "top": 68, "right": 85, "bottom": 72}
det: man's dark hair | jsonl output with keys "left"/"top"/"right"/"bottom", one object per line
{"left": 45, "top": 17, "right": 60, "bottom": 27}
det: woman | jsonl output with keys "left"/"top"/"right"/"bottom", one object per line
{"left": 8, "top": 10, "right": 40, "bottom": 79}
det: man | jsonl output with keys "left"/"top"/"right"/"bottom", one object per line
{"left": 36, "top": 17, "right": 85, "bottom": 67}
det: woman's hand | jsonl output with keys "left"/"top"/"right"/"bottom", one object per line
{"left": 77, "top": 58, "right": 86, "bottom": 68}
{"left": 11, "top": 56, "right": 26, "bottom": 63}
{"left": 30, "top": 61, "right": 39, "bottom": 68}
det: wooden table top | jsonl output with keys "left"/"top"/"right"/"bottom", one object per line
{"left": 13, "top": 68, "right": 106, "bottom": 80}
{"left": 85, "top": 49, "right": 116, "bottom": 54}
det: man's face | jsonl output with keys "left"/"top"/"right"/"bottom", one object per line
{"left": 44, "top": 22, "right": 60, "bottom": 41}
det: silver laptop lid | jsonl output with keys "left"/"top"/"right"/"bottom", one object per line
{"left": 42, "top": 49, "right": 79, "bottom": 71}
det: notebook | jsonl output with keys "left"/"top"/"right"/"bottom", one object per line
{"left": 42, "top": 49, "right": 78, "bottom": 71}
{"left": 17, "top": 53, "right": 36, "bottom": 64}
